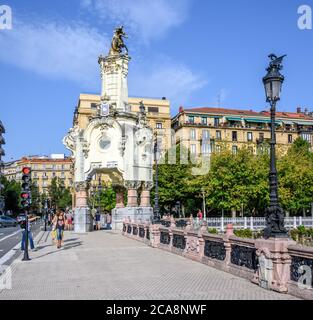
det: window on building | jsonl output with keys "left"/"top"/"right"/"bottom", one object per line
{"left": 42, "top": 181, "right": 47, "bottom": 187}
{"left": 156, "top": 122, "right": 163, "bottom": 129}
{"left": 91, "top": 103, "right": 98, "bottom": 108}
{"left": 259, "top": 132, "right": 264, "bottom": 143}
{"left": 188, "top": 116, "right": 195, "bottom": 124}
{"left": 288, "top": 134, "right": 293, "bottom": 144}
{"left": 61, "top": 172, "right": 65, "bottom": 178}
{"left": 232, "top": 131, "right": 238, "bottom": 142}
{"left": 214, "top": 117, "right": 220, "bottom": 127}
{"left": 232, "top": 145, "right": 238, "bottom": 154}
{"left": 247, "top": 132, "right": 253, "bottom": 142}
{"left": 216, "top": 130, "right": 221, "bottom": 140}
{"left": 61, "top": 165, "right": 64, "bottom": 170}
{"left": 52, "top": 172, "right": 56, "bottom": 178}
{"left": 215, "top": 145, "right": 221, "bottom": 153}
{"left": 148, "top": 107, "right": 159, "bottom": 113}
{"left": 190, "top": 129, "right": 196, "bottom": 140}
{"left": 300, "top": 133, "right": 312, "bottom": 145}
{"left": 201, "top": 117, "right": 207, "bottom": 125}
{"left": 202, "top": 130, "right": 210, "bottom": 140}
{"left": 34, "top": 172, "right": 37, "bottom": 178}
{"left": 190, "top": 144, "right": 196, "bottom": 154}
{"left": 202, "top": 143, "right": 211, "bottom": 154}
{"left": 52, "top": 165, "right": 56, "bottom": 170}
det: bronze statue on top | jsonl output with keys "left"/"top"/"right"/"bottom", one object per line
{"left": 109, "top": 26, "right": 128, "bottom": 56}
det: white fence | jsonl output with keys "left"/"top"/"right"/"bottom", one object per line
{"left": 194, "top": 216, "right": 313, "bottom": 231}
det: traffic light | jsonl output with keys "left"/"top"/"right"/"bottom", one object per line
{"left": 21, "top": 167, "right": 32, "bottom": 208}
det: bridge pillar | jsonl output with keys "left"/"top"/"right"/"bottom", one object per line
{"left": 140, "top": 182, "right": 153, "bottom": 207}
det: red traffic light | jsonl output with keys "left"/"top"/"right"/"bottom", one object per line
{"left": 20, "top": 192, "right": 30, "bottom": 199}
{"left": 22, "top": 167, "right": 31, "bottom": 175}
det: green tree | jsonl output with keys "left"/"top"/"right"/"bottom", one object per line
{"left": 88, "top": 185, "right": 116, "bottom": 212}
{"left": 152, "top": 144, "right": 201, "bottom": 216}
{"left": 0, "top": 176, "right": 21, "bottom": 214}
{"left": 48, "top": 177, "right": 72, "bottom": 210}
{"left": 278, "top": 138, "right": 313, "bottom": 214}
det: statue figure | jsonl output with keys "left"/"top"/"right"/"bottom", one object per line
{"left": 109, "top": 26, "right": 128, "bottom": 56}
{"left": 268, "top": 54, "right": 287, "bottom": 70}
{"left": 264, "top": 205, "right": 287, "bottom": 238}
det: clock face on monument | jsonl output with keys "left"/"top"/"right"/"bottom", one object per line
{"left": 100, "top": 103, "right": 110, "bottom": 116}
{"left": 99, "top": 137, "right": 111, "bottom": 151}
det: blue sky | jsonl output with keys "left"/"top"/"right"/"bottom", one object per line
{"left": 1, "top": 0, "right": 313, "bottom": 161}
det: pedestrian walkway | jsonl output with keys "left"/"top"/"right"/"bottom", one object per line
{"left": 0, "top": 230, "right": 299, "bottom": 300}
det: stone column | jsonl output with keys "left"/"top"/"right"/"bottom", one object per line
{"left": 113, "top": 184, "right": 125, "bottom": 208}
{"left": 125, "top": 181, "right": 141, "bottom": 207}
{"left": 74, "top": 181, "right": 92, "bottom": 233}
{"left": 140, "top": 182, "right": 153, "bottom": 207}
{"left": 75, "top": 181, "right": 89, "bottom": 208}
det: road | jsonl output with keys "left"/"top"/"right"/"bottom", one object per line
{"left": 0, "top": 220, "right": 43, "bottom": 266}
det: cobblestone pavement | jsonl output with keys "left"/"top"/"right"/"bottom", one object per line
{"left": 0, "top": 230, "right": 299, "bottom": 300}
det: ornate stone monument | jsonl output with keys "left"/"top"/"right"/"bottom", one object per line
{"left": 64, "top": 26, "right": 154, "bottom": 232}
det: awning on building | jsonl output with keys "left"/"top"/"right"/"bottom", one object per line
{"left": 281, "top": 120, "right": 294, "bottom": 125}
{"left": 226, "top": 116, "right": 242, "bottom": 121}
{"left": 244, "top": 118, "right": 281, "bottom": 124}
{"left": 294, "top": 121, "right": 313, "bottom": 126}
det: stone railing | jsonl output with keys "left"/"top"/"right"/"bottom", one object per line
{"left": 122, "top": 217, "right": 313, "bottom": 299}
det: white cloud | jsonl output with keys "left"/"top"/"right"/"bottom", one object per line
{"left": 129, "top": 61, "right": 208, "bottom": 111}
{"left": 82, "top": 0, "right": 191, "bottom": 43}
{"left": 0, "top": 20, "right": 110, "bottom": 88}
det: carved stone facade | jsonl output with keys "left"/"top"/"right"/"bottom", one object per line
{"left": 63, "top": 28, "right": 153, "bottom": 232}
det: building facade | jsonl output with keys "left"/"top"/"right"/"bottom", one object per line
{"left": 3, "top": 154, "right": 73, "bottom": 194}
{"left": 172, "top": 106, "right": 313, "bottom": 156}
{"left": 73, "top": 94, "right": 172, "bottom": 154}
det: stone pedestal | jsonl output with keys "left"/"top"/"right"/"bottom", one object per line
{"left": 111, "top": 206, "right": 153, "bottom": 230}
{"left": 113, "top": 184, "right": 125, "bottom": 208}
{"left": 74, "top": 182, "right": 93, "bottom": 233}
{"left": 251, "top": 237, "right": 296, "bottom": 293}
{"left": 140, "top": 182, "right": 153, "bottom": 207}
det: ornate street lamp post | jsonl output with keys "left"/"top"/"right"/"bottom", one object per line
{"left": 262, "top": 54, "right": 288, "bottom": 238}
{"left": 0, "top": 121, "right": 5, "bottom": 215}
{"left": 97, "top": 175, "right": 102, "bottom": 214}
{"left": 153, "top": 132, "right": 161, "bottom": 223}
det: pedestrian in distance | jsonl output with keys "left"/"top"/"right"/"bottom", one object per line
{"left": 197, "top": 209, "right": 203, "bottom": 220}
{"left": 95, "top": 210, "right": 101, "bottom": 230}
{"left": 52, "top": 210, "right": 65, "bottom": 249}
{"left": 106, "top": 213, "right": 112, "bottom": 230}
{"left": 66, "top": 210, "right": 73, "bottom": 231}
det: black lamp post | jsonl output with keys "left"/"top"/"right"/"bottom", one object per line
{"left": 97, "top": 175, "right": 102, "bottom": 214}
{"left": 0, "top": 121, "right": 5, "bottom": 215}
{"left": 262, "top": 54, "right": 288, "bottom": 238}
{"left": 153, "top": 133, "right": 161, "bottom": 223}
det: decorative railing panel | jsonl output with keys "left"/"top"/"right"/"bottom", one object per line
{"left": 133, "top": 226, "right": 138, "bottom": 236}
{"left": 161, "top": 220, "right": 171, "bottom": 228}
{"left": 204, "top": 240, "right": 226, "bottom": 261}
{"left": 160, "top": 231, "right": 171, "bottom": 245}
{"left": 127, "top": 225, "right": 132, "bottom": 234}
{"left": 231, "top": 244, "right": 257, "bottom": 270}
{"left": 139, "top": 227, "right": 145, "bottom": 238}
{"left": 175, "top": 220, "right": 187, "bottom": 229}
{"left": 146, "top": 228, "right": 150, "bottom": 240}
{"left": 290, "top": 256, "right": 313, "bottom": 287}
{"left": 173, "top": 234, "right": 186, "bottom": 250}
{"left": 123, "top": 224, "right": 126, "bottom": 232}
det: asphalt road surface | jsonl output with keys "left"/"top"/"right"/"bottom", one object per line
{"left": 0, "top": 220, "right": 43, "bottom": 263}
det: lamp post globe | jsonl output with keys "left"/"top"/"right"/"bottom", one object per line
{"left": 262, "top": 54, "right": 288, "bottom": 238}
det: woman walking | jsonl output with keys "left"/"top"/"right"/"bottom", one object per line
{"left": 52, "top": 210, "right": 65, "bottom": 249}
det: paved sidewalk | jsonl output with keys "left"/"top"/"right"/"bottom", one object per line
{"left": 0, "top": 230, "right": 299, "bottom": 300}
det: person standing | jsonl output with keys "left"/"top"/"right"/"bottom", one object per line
{"left": 66, "top": 210, "right": 73, "bottom": 231}
{"left": 20, "top": 215, "right": 36, "bottom": 251}
{"left": 52, "top": 210, "right": 65, "bottom": 249}
{"left": 106, "top": 213, "right": 112, "bottom": 230}
{"left": 197, "top": 209, "right": 203, "bottom": 220}
{"left": 95, "top": 210, "right": 101, "bottom": 230}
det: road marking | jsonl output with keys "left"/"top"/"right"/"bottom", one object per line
{"left": 0, "top": 230, "right": 21, "bottom": 243}
{"left": 0, "top": 243, "right": 20, "bottom": 266}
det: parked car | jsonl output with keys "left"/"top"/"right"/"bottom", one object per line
{"left": 0, "top": 216, "right": 18, "bottom": 228}
{"left": 17, "top": 214, "right": 26, "bottom": 223}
